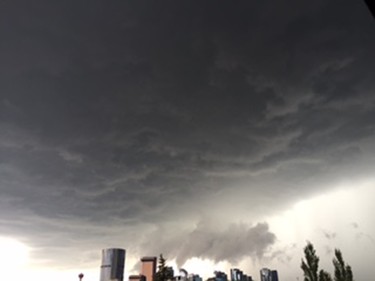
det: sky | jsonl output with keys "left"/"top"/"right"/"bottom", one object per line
{"left": 0, "top": 1, "right": 374, "bottom": 281}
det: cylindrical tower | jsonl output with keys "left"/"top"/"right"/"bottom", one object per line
{"left": 100, "top": 248, "right": 126, "bottom": 281}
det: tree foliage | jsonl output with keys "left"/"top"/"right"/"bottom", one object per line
{"left": 155, "top": 254, "right": 174, "bottom": 281}
{"left": 319, "top": 270, "right": 332, "bottom": 281}
{"left": 301, "top": 243, "right": 354, "bottom": 281}
{"left": 333, "top": 250, "right": 353, "bottom": 281}
{"left": 301, "top": 242, "right": 320, "bottom": 281}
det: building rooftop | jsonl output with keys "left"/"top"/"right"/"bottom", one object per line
{"left": 141, "top": 256, "right": 157, "bottom": 262}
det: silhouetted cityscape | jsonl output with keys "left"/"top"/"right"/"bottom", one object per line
{"left": 97, "top": 248, "right": 279, "bottom": 281}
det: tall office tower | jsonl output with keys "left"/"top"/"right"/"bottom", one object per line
{"left": 271, "top": 271, "right": 278, "bottom": 281}
{"left": 230, "top": 268, "right": 252, "bottom": 281}
{"left": 187, "top": 274, "right": 203, "bottom": 281}
{"left": 141, "top": 256, "right": 157, "bottom": 281}
{"left": 214, "top": 271, "right": 228, "bottom": 281}
{"left": 230, "top": 269, "right": 243, "bottom": 281}
{"left": 260, "top": 268, "right": 278, "bottom": 281}
{"left": 260, "top": 268, "right": 271, "bottom": 281}
{"left": 100, "top": 248, "right": 126, "bottom": 281}
{"left": 242, "top": 274, "right": 251, "bottom": 281}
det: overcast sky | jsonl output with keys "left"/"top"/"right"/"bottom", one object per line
{"left": 0, "top": 1, "right": 374, "bottom": 281}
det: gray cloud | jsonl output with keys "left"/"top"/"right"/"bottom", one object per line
{"left": 322, "top": 230, "right": 337, "bottom": 240}
{"left": 139, "top": 220, "right": 276, "bottom": 266}
{"left": 0, "top": 1, "right": 374, "bottom": 280}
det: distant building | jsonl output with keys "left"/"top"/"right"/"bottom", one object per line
{"left": 100, "top": 248, "right": 126, "bottom": 281}
{"left": 271, "top": 271, "right": 278, "bottom": 281}
{"left": 214, "top": 271, "right": 228, "bottom": 281}
{"left": 129, "top": 275, "right": 146, "bottom": 281}
{"left": 242, "top": 274, "right": 252, "bottom": 281}
{"left": 231, "top": 268, "right": 241, "bottom": 281}
{"left": 230, "top": 268, "right": 252, "bottom": 281}
{"left": 141, "top": 256, "right": 157, "bottom": 281}
{"left": 260, "top": 268, "right": 278, "bottom": 281}
{"left": 187, "top": 274, "right": 203, "bottom": 281}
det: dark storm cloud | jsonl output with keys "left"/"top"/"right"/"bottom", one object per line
{"left": 0, "top": 0, "right": 374, "bottom": 277}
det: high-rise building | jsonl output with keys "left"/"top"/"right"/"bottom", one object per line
{"left": 230, "top": 268, "right": 243, "bottom": 281}
{"left": 214, "top": 271, "right": 228, "bottom": 281}
{"left": 271, "top": 271, "right": 278, "bottom": 281}
{"left": 186, "top": 274, "right": 202, "bottom": 281}
{"left": 243, "top": 274, "right": 252, "bottom": 281}
{"left": 100, "top": 248, "right": 126, "bottom": 281}
{"left": 141, "top": 256, "right": 157, "bottom": 281}
{"left": 260, "top": 268, "right": 278, "bottom": 281}
{"left": 230, "top": 268, "right": 252, "bottom": 281}
{"left": 230, "top": 268, "right": 253, "bottom": 281}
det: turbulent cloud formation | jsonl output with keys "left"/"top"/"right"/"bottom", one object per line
{"left": 0, "top": 1, "right": 374, "bottom": 281}
{"left": 175, "top": 222, "right": 276, "bottom": 265}
{"left": 139, "top": 220, "right": 276, "bottom": 266}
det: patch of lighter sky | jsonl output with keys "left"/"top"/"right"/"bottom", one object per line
{"left": 180, "top": 258, "right": 232, "bottom": 278}
{"left": 263, "top": 178, "right": 375, "bottom": 281}
{"left": 0, "top": 237, "right": 29, "bottom": 280}
{"left": 19, "top": 268, "right": 99, "bottom": 281}
{"left": 14, "top": 179, "right": 375, "bottom": 281}
{"left": 182, "top": 178, "right": 375, "bottom": 281}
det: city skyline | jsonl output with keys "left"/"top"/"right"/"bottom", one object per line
{"left": 0, "top": 1, "right": 374, "bottom": 281}
{"left": 97, "top": 250, "right": 259, "bottom": 281}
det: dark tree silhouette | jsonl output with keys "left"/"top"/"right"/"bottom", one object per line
{"left": 333, "top": 250, "right": 354, "bottom": 281}
{"left": 301, "top": 242, "right": 332, "bottom": 281}
{"left": 301, "top": 242, "right": 320, "bottom": 281}
{"left": 155, "top": 254, "right": 174, "bottom": 281}
{"left": 301, "top": 243, "right": 354, "bottom": 281}
{"left": 319, "top": 270, "right": 332, "bottom": 281}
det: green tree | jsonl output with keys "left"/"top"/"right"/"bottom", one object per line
{"left": 301, "top": 243, "right": 355, "bottom": 281}
{"left": 301, "top": 242, "right": 320, "bottom": 281}
{"left": 301, "top": 242, "right": 332, "bottom": 281}
{"left": 333, "top": 249, "right": 353, "bottom": 281}
{"left": 155, "top": 254, "right": 174, "bottom": 281}
{"left": 319, "top": 270, "right": 332, "bottom": 281}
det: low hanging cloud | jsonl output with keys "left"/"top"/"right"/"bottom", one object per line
{"left": 140, "top": 220, "right": 276, "bottom": 266}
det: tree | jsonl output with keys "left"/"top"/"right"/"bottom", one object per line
{"left": 301, "top": 242, "right": 332, "bottom": 281}
{"left": 301, "top": 243, "right": 354, "bottom": 281}
{"left": 319, "top": 270, "right": 332, "bottom": 281}
{"left": 301, "top": 242, "right": 320, "bottom": 281}
{"left": 155, "top": 254, "right": 174, "bottom": 281}
{"left": 333, "top": 250, "right": 353, "bottom": 281}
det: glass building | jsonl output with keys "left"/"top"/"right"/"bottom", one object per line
{"left": 100, "top": 248, "right": 126, "bottom": 281}
{"left": 230, "top": 268, "right": 252, "bottom": 281}
{"left": 214, "top": 271, "right": 228, "bottom": 281}
{"left": 260, "top": 268, "right": 278, "bottom": 281}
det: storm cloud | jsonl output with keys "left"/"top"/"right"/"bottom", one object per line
{"left": 0, "top": 1, "right": 374, "bottom": 281}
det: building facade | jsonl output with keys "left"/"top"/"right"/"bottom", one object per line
{"left": 100, "top": 248, "right": 126, "bottom": 281}
{"left": 230, "top": 268, "right": 252, "bottom": 281}
{"left": 141, "top": 256, "right": 157, "bottom": 281}
{"left": 214, "top": 271, "right": 228, "bottom": 281}
{"left": 260, "top": 268, "right": 278, "bottom": 281}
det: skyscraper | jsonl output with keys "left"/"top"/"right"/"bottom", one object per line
{"left": 214, "top": 271, "right": 228, "bottom": 281}
{"left": 271, "top": 271, "right": 278, "bottom": 281}
{"left": 230, "top": 268, "right": 252, "bottom": 281}
{"left": 260, "top": 268, "right": 278, "bottom": 281}
{"left": 100, "top": 248, "right": 126, "bottom": 281}
{"left": 231, "top": 268, "right": 242, "bottom": 281}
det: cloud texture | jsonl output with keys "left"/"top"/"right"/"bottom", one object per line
{"left": 0, "top": 0, "right": 374, "bottom": 280}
